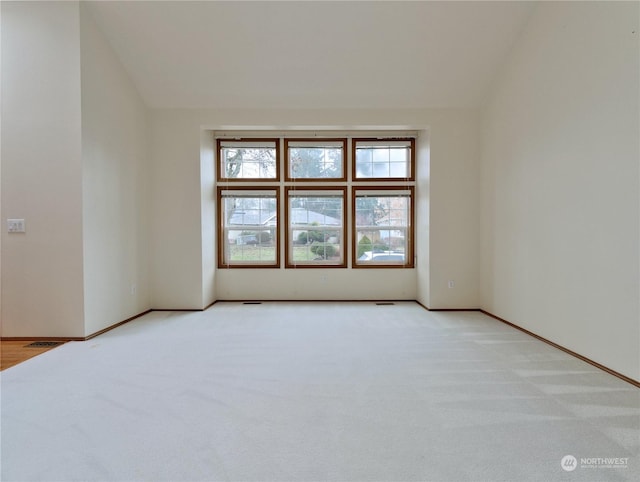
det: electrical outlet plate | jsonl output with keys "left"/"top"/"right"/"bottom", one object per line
{"left": 7, "top": 219, "right": 25, "bottom": 233}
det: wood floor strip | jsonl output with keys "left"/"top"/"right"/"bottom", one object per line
{"left": 1, "top": 340, "right": 66, "bottom": 371}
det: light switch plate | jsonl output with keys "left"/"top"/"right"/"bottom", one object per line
{"left": 7, "top": 219, "right": 26, "bottom": 233}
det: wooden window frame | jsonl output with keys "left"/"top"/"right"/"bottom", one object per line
{"left": 284, "top": 138, "right": 347, "bottom": 182}
{"left": 351, "top": 138, "right": 415, "bottom": 182}
{"left": 352, "top": 186, "right": 415, "bottom": 269}
{"left": 284, "top": 186, "right": 348, "bottom": 269}
{"left": 215, "top": 134, "right": 416, "bottom": 270}
{"left": 217, "top": 138, "right": 281, "bottom": 182}
{"left": 217, "top": 186, "right": 280, "bottom": 269}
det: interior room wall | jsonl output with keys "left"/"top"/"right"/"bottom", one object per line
{"left": 415, "top": 132, "right": 430, "bottom": 308}
{"left": 200, "top": 131, "right": 216, "bottom": 307}
{"left": 150, "top": 108, "right": 480, "bottom": 307}
{"left": 79, "top": 5, "right": 151, "bottom": 336}
{"left": 149, "top": 114, "right": 206, "bottom": 309}
{"left": 428, "top": 112, "right": 481, "bottom": 308}
{"left": 480, "top": 1, "right": 640, "bottom": 380}
{"left": 1, "top": 1, "right": 85, "bottom": 337}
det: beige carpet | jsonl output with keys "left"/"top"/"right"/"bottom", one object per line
{"left": 1, "top": 302, "right": 638, "bottom": 481}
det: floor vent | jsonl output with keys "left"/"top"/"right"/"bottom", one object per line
{"left": 376, "top": 302, "right": 395, "bottom": 306}
{"left": 25, "top": 341, "right": 63, "bottom": 348}
{"left": 243, "top": 302, "right": 263, "bottom": 305}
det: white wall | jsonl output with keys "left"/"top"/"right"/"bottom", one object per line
{"left": 150, "top": 114, "right": 206, "bottom": 309}
{"left": 1, "top": 1, "right": 85, "bottom": 337}
{"left": 150, "top": 109, "right": 480, "bottom": 307}
{"left": 428, "top": 112, "right": 480, "bottom": 308}
{"left": 0, "top": 1, "right": 151, "bottom": 338}
{"left": 80, "top": 5, "right": 150, "bottom": 336}
{"left": 200, "top": 131, "right": 216, "bottom": 307}
{"left": 216, "top": 269, "right": 416, "bottom": 301}
{"left": 481, "top": 2, "right": 640, "bottom": 380}
{"left": 415, "top": 132, "right": 431, "bottom": 307}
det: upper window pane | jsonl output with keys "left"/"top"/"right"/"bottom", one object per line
{"left": 285, "top": 139, "right": 346, "bottom": 180}
{"left": 218, "top": 139, "right": 279, "bottom": 180}
{"left": 353, "top": 139, "right": 414, "bottom": 180}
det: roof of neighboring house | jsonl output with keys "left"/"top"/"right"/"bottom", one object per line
{"left": 229, "top": 208, "right": 340, "bottom": 226}
{"left": 374, "top": 215, "right": 408, "bottom": 226}
{"left": 290, "top": 208, "right": 340, "bottom": 226}
{"left": 229, "top": 211, "right": 276, "bottom": 226}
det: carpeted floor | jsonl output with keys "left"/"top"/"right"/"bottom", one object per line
{"left": 1, "top": 302, "right": 638, "bottom": 481}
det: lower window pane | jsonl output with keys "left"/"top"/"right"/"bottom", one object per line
{"left": 355, "top": 229, "right": 407, "bottom": 263}
{"left": 354, "top": 193, "right": 411, "bottom": 266}
{"left": 228, "top": 229, "right": 276, "bottom": 262}
{"left": 288, "top": 193, "right": 345, "bottom": 267}
{"left": 221, "top": 194, "right": 278, "bottom": 266}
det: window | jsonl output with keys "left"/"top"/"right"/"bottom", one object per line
{"left": 216, "top": 134, "right": 416, "bottom": 269}
{"left": 353, "top": 187, "right": 414, "bottom": 268}
{"left": 218, "top": 188, "right": 279, "bottom": 268}
{"left": 285, "top": 188, "right": 346, "bottom": 268}
{"left": 285, "top": 139, "right": 346, "bottom": 181}
{"left": 217, "top": 139, "right": 280, "bottom": 181}
{"left": 353, "top": 138, "right": 415, "bottom": 180}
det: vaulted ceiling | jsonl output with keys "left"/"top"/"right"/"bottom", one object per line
{"left": 87, "top": 1, "right": 535, "bottom": 109}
